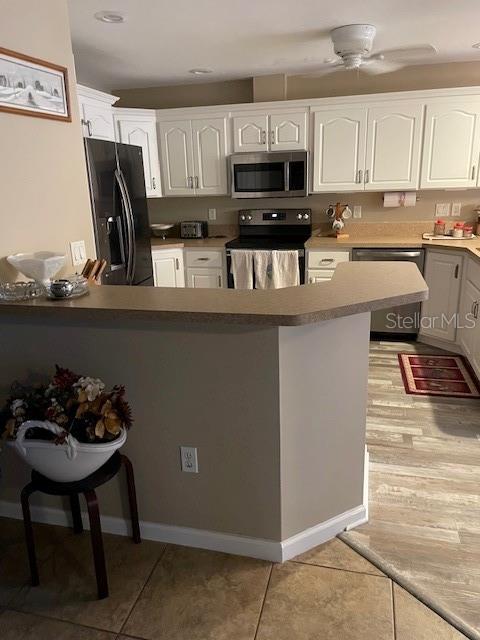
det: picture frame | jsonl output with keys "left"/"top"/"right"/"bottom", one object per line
{"left": 0, "top": 46, "right": 71, "bottom": 122}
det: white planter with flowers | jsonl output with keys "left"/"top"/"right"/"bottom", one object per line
{"left": 1, "top": 367, "right": 132, "bottom": 483}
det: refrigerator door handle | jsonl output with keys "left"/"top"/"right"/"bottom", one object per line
{"left": 115, "top": 170, "right": 134, "bottom": 284}
{"left": 118, "top": 170, "right": 137, "bottom": 285}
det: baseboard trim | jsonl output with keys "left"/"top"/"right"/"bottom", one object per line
{"left": 0, "top": 499, "right": 365, "bottom": 563}
{"left": 417, "top": 334, "right": 462, "bottom": 354}
{"left": 345, "top": 445, "right": 369, "bottom": 531}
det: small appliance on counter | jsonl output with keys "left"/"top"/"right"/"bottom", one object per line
{"left": 180, "top": 221, "right": 208, "bottom": 239}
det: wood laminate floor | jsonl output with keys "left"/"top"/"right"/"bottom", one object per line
{"left": 344, "top": 340, "right": 480, "bottom": 639}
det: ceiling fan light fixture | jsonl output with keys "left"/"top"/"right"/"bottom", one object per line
{"left": 472, "top": 42, "right": 480, "bottom": 49}
{"left": 94, "top": 11, "right": 125, "bottom": 23}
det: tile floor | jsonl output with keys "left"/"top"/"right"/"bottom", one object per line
{"left": 0, "top": 517, "right": 467, "bottom": 639}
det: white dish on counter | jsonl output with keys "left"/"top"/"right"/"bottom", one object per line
{"left": 7, "top": 251, "right": 65, "bottom": 285}
{"left": 422, "top": 233, "right": 477, "bottom": 241}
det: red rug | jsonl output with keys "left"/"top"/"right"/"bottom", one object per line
{"left": 398, "top": 353, "right": 480, "bottom": 398}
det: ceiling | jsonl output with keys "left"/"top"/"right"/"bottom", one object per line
{"left": 68, "top": 0, "right": 480, "bottom": 90}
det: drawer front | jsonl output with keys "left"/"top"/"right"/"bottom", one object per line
{"left": 308, "top": 269, "right": 335, "bottom": 282}
{"left": 186, "top": 249, "right": 223, "bottom": 268}
{"left": 466, "top": 255, "right": 480, "bottom": 287}
{"left": 307, "top": 250, "right": 350, "bottom": 269}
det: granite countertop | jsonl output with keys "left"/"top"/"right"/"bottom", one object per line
{"left": 0, "top": 262, "right": 427, "bottom": 327}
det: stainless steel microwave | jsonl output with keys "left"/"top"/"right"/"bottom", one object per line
{"left": 230, "top": 151, "right": 308, "bottom": 199}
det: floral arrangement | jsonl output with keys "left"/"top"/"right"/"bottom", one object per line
{"left": 0, "top": 366, "right": 132, "bottom": 444}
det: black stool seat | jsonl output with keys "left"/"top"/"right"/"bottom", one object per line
{"left": 21, "top": 452, "right": 140, "bottom": 600}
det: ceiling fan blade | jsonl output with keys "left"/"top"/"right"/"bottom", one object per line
{"left": 361, "top": 59, "right": 405, "bottom": 75}
{"left": 300, "top": 62, "right": 344, "bottom": 77}
{"left": 375, "top": 44, "right": 437, "bottom": 62}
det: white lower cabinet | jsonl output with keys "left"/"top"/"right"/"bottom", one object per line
{"left": 152, "top": 248, "right": 185, "bottom": 287}
{"left": 457, "top": 259, "right": 480, "bottom": 376}
{"left": 420, "top": 250, "right": 463, "bottom": 342}
{"left": 187, "top": 267, "right": 223, "bottom": 288}
{"left": 185, "top": 249, "right": 225, "bottom": 288}
{"left": 307, "top": 250, "right": 350, "bottom": 283}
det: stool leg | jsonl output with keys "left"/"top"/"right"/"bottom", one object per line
{"left": 70, "top": 494, "right": 83, "bottom": 534}
{"left": 21, "top": 483, "right": 39, "bottom": 586}
{"left": 83, "top": 489, "right": 108, "bottom": 599}
{"left": 121, "top": 454, "right": 141, "bottom": 544}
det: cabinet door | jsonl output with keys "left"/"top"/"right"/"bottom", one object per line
{"left": 458, "top": 277, "right": 480, "bottom": 361}
{"left": 420, "top": 102, "right": 480, "bottom": 188}
{"left": 420, "top": 251, "right": 462, "bottom": 342}
{"left": 158, "top": 120, "right": 195, "bottom": 196}
{"left": 191, "top": 117, "right": 228, "bottom": 195}
{"left": 312, "top": 108, "right": 367, "bottom": 192}
{"left": 365, "top": 103, "right": 423, "bottom": 191}
{"left": 117, "top": 118, "right": 161, "bottom": 197}
{"left": 152, "top": 250, "right": 185, "bottom": 287}
{"left": 269, "top": 111, "right": 307, "bottom": 151}
{"left": 307, "top": 269, "right": 335, "bottom": 283}
{"left": 232, "top": 114, "right": 269, "bottom": 152}
{"left": 81, "top": 102, "right": 115, "bottom": 141}
{"left": 187, "top": 267, "right": 223, "bottom": 288}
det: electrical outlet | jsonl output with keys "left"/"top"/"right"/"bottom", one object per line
{"left": 451, "top": 202, "right": 462, "bottom": 217}
{"left": 70, "top": 240, "right": 86, "bottom": 266}
{"left": 208, "top": 208, "right": 217, "bottom": 221}
{"left": 180, "top": 446, "right": 198, "bottom": 473}
{"left": 435, "top": 203, "right": 451, "bottom": 217}
{"left": 353, "top": 205, "right": 362, "bottom": 219}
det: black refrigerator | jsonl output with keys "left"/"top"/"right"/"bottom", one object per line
{"left": 84, "top": 138, "right": 154, "bottom": 286}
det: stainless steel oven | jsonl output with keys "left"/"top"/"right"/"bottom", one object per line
{"left": 230, "top": 151, "right": 308, "bottom": 199}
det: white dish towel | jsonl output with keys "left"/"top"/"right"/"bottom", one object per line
{"left": 253, "top": 251, "right": 272, "bottom": 289}
{"left": 230, "top": 250, "right": 254, "bottom": 289}
{"left": 271, "top": 250, "right": 300, "bottom": 288}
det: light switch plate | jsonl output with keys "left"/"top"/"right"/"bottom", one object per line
{"left": 451, "top": 202, "right": 462, "bottom": 217}
{"left": 435, "top": 203, "right": 451, "bottom": 217}
{"left": 353, "top": 205, "right": 362, "bottom": 219}
{"left": 70, "top": 240, "right": 86, "bottom": 266}
{"left": 208, "top": 208, "right": 217, "bottom": 221}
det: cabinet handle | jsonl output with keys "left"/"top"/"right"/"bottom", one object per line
{"left": 187, "top": 176, "right": 193, "bottom": 189}
{"left": 261, "top": 130, "right": 267, "bottom": 145}
{"left": 175, "top": 258, "right": 180, "bottom": 270}
{"left": 194, "top": 176, "right": 199, "bottom": 189}
{"left": 472, "top": 166, "right": 476, "bottom": 181}
{"left": 271, "top": 130, "right": 275, "bottom": 145}
{"left": 320, "top": 258, "right": 334, "bottom": 265}
{"left": 82, "top": 119, "right": 92, "bottom": 137}
{"left": 364, "top": 169, "right": 369, "bottom": 184}
{"left": 454, "top": 264, "right": 459, "bottom": 279}
{"left": 218, "top": 275, "right": 222, "bottom": 287}
{"left": 357, "top": 170, "right": 363, "bottom": 184}
{"left": 152, "top": 177, "right": 156, "bottom": 189}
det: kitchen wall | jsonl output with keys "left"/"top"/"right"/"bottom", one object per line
{"left": 0, "top": 0, "right": 95, "bottom": 282}
{"left": 148, "top": 190, "right": 480, "bottom": 231}
{"left": 114, "top": 61, "right": 480, "bottom": 109}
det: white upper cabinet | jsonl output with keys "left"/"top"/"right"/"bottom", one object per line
{"left": 312, "top": 107, "right": 367, "bottom": 192}
{"left": 364, "top": 103, "right": 423, "bottom": 191}
{"left": 158, "top": 119, "right": 195, "bottom": 196}
{"left": 232, "top": 114, "right": 268, "bottom": 152}
{"left": 420, "top": 101, "right": 480, "bottom": 188}
{"left": 232, "top": 110, "right": 307, "bottom": 152}
{"left": 115, "top": 111, "right": 162, "bottom": 198}
{"left": 77, "top": 85, "right": 118, "bottom": 141}
{"left": 158, "top": 115, "right": 229, "bottom": 196}
{"left": 191, "top": 117, "right": 228, "bottom": 195}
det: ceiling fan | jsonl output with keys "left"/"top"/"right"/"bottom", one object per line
{"left": 308, "top": 24, "right": 437, "bottom": 75}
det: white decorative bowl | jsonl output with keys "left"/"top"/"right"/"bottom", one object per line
{"left": 7, "top": 252, "right": 65, "bottom": 285}
{"left": 10, "top": 421, "right": 127, "bottom": 482}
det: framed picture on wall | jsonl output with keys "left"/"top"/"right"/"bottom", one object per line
{"left": 0, "top": 47, "right": 71, "bottom": 122}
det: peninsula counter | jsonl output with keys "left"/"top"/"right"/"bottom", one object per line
{"left": 0, "top": 262, "right": 427, "bottom": 561}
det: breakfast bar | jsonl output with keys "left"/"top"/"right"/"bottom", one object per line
{"left": 0, "top": 262, "right": 427, "bottom": 561}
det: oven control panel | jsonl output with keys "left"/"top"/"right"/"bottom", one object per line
{"left": 238, "top": 209, "right": 311, "bottom": 225}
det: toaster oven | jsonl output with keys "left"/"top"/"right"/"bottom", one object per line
{"left": 180, "top": 221, "right": 208, "bottom": 239}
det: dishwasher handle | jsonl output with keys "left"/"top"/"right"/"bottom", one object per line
{"left": 353, "top": 249, "right": 423, "bottom": 260}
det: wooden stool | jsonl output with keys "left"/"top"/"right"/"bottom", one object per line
{"left": 20, "top": 452, "right": 140, "bottom": 599}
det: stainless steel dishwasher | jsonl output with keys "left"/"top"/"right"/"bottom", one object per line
{"left": 352, "top": 248, "right": 425, "bottom": 336}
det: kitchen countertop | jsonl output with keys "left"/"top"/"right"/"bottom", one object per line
{"left": 151, "top": 236, "right": 235, "bottom": 249}
{"left": 0, "top": 262, "right": 427, "bottom": 327}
